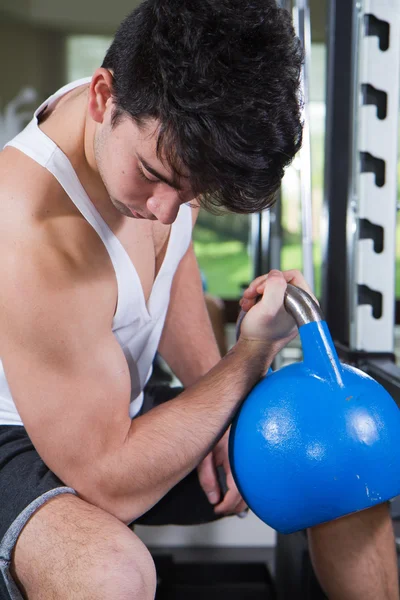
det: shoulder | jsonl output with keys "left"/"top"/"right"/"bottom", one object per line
{"left": 0, "top": 148, "right": 116, "bottom": 314}
{"left": 0, "top": 147, "right": 111, "bottom": 268}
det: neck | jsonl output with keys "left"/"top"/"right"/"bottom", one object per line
{"left": 64, "top": 92, "right": 124, "bottom": 228}
{"left": 40, "top": 85, "right": 126, "bottom": 229}
{"left": 80, "top": 109, "right": 108, "bottom": 206}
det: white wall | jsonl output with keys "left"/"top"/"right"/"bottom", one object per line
{"left": 32, "top": 0, "right": 141, "bottom": 34}
{"left": 1, "top": 0, "right": 327, "bottom": 41}
{"left": 0, "top": 20, "right": 66, "bottom": 107}
{"left": 0, "top": 0, "right": 30, "bottom": 20}
{"left": 136, "top": 511, "right": 276, "bottom": 548}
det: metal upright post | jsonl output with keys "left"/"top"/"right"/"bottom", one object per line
{"left": 250, "top": 200, "right": 282, "bottom": 280}
{"left": 321, "top": 0, "right": 357, "bottom": 345}
{"left": 293, "top": 0, "right": 315, "bottom": 292}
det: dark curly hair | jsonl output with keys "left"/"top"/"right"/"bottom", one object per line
{"left": 102, "top": 0, "right": 303, "bottom": 214}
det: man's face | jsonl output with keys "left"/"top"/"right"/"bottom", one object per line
{"left": 94, "top": 114, "right": 195, "bottom": 225}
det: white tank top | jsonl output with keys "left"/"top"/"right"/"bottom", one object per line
{"left": 0, "top": 78, "right": 192, "bottom": 425}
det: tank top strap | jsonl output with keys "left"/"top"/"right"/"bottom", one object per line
{"left": 34, "top": 77, "right": 93, "bottom": 121}
{"left": 4, "top": 79, "right": 141, "bottom": 327}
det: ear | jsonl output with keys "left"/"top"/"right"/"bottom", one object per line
{"left": 88, "top": 68, "right": 115, "bottom": 124}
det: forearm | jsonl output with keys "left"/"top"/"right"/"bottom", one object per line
{"left": 87, "top": 339, "right": 273, "bottom": 524}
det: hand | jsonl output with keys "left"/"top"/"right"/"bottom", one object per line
{"left": 197, "top": 428, "right": 247, "bottom": 516}
{"left": 238, "top": 269, "right": 316, "bottom": 353}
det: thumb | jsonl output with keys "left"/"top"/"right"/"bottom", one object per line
{"left": 257, "top": 270, "right": 288, "bottom": 316}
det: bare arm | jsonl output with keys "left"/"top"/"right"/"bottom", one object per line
{"left": 0, "top": 238, "right": 293, "bottom": 525}
{"left": 158, "top": 241, "right": 221, "bottom": 386}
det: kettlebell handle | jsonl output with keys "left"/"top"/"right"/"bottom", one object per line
{"left": 236, "top": 282, "right": 342, "bottom": 380}
{"left": 284, "top": 284, "right": 324, "bottom": 328}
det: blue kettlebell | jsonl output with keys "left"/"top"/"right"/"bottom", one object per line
{"left": 229, "top": 284, "right": 400, "bottom": 534}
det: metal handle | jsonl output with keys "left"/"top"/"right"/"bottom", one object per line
{"left": 284, "top": 284, "right": 324, "bottom": 327}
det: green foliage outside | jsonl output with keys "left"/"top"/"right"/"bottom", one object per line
{"left": 193, "top": 224, "right": 323, "bottom": 299}
{"left": 194, "top": 218, "right": 400, "bottom": 300}
{"left": 193, "top": 225, "right": 251, "bottom": 298}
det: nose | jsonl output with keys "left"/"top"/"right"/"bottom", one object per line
{"left": 146, "top": 189, "right": 182, "bottom": 225}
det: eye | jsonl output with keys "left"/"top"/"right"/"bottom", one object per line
{"left": 137, "top": 164, "right": 160, "bottom": 184}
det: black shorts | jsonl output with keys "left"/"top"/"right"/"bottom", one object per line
{"left": 0, "top": 385, "right": 222, "bottom": 599}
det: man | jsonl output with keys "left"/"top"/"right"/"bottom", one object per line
{"left": 0, "top": 1, "right": 398, "bottom": 599}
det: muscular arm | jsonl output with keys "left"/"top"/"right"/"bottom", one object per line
{"left": 158, "top": 224, "right": 242, "bottom": 515}
{"left": 0, "top": 238, "right": 275, "bottom": 525}
{"left": 158, "top": 241, "right": 221, "bottom": 386}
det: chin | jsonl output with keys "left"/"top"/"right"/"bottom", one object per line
{"left": 110, "top": 197, "right": 134, "bottom": 218}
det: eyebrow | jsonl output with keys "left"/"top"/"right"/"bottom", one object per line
{"left": 138, "top": 156, "right": 183, "bottom": 191}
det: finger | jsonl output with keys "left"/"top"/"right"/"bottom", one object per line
{"left": 239, "top": 291, "right": 263, "bottom": 312}
{"left": 197, "top": 454, "right": 220, "bottom": 506}
{"left": 240, "top": 270, "right": 284, "bottom": 310}
{"left": 214, "top": 467, "right": 244, "bottom": 515}
{"left": 239, "top": 296, "right": 258, "bottom": 312}
{"left": 237, "top": 271, "right": 290, "bottom": 342}
{"left": 240, "top": 274, "right": 273, "bottom": 309}
{"left": 282, "top": 269, "right": 319, "bottom": 305}
{"left": 242, "top": 274, "right": 269, "bottom": 298}
{"left": 214, "top": 487, "right": 242, "bottom": 515}
{"left": 257, "top": 270, "right": 288, "bottom": 315}
{"left": 233, "top": 499, "right": 248, "bottom": 515}
{"left": 255, "top": 269, "right": 318, "bottom": 306}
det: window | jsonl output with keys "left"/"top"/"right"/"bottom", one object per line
{"left": 66, "top": 36, "right": 112, "bottom": 82}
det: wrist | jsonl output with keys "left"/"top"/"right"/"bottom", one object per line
{"left": 235, "top": 337, "right": 278, "bottom": 363}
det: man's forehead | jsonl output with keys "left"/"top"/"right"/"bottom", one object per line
{"left": 117, "top": 114, "right": 191, "bottom": 185}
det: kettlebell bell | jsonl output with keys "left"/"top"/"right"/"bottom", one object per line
{"left": 229, "top": 284, "right": 400, "bottom": 534}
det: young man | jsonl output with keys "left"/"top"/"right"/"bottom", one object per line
{"left": 0, "top": 1, "right": 398, "bottom": 599}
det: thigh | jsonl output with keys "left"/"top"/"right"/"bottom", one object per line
{"left": 0, "top": 425, "right": 76, "bottom": 599}
{"left": 11, "top": 494, "right": 156, "bottom": 600}
{"left": 0, "top": 426, "right": 155, "bottom": 600}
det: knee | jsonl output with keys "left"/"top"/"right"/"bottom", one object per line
{"left": 93, "top": 531, "right": 157, "bottom": 600}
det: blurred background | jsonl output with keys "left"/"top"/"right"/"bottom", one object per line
{"left": 1, "top": 0, "right": 399, "bottom": 582}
